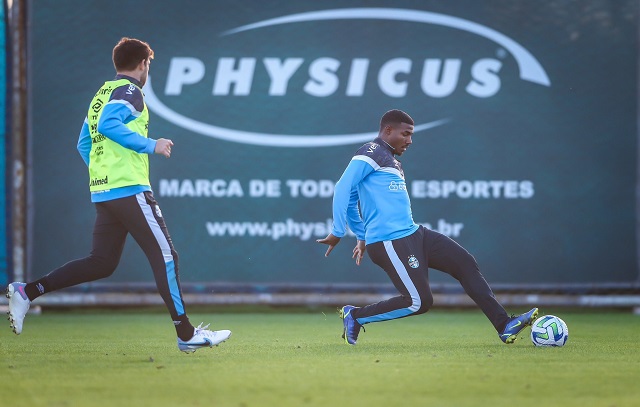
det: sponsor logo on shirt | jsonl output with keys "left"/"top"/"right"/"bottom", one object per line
{"left": 89, "top": 175, "right": 109, "bottom": 187}
{"left": 389, "top": 181, "right": 407, "bottom": 191}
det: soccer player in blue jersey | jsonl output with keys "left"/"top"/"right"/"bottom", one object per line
{"left": 317, "top": 109, "right": 538, "bottom": 345}
{"left": 6, "top": 38, "right": 231, "bottom": 353}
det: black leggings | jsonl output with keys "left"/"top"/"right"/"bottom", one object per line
{"left": 355, "top": 226, "right": 509, "bottom": 332}
{"left": 40, "top": 192, "right": 187, "bottom": 320}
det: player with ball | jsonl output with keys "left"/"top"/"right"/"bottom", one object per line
{"left": 318, "top": 109, "right": 540, "bottom": 345}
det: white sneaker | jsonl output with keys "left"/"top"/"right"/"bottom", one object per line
{"left": 6, "top": 282, "right": 31, "bottom": 335}
{"left": 177, "top": 323, "right": 232, "bottom": 353}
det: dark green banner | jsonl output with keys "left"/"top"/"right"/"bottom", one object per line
{"left": 30, "top": 1, "right": 638, "bottom": 285}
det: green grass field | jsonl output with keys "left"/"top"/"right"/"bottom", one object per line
{"left": 1, "top": 308, "right": 639, "bottom": 407}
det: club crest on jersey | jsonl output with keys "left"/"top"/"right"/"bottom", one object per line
{"left": 408, "top": 255, "right": 420, "bottom": 269}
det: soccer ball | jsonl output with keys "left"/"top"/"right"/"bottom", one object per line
{"left": 530, "top": 315, "right": 569, "bottom": 347}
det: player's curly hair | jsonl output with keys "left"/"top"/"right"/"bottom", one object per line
{"left": 380, "top": 109, "right": 414, "bottom": 130}
{"left": 112, "top": 37, "right": 154, "bottom": 72}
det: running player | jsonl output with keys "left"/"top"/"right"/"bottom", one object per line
{"left": 6, "top": 38, "right": 231, "bottom": 353}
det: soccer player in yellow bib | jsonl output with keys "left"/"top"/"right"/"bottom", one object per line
{"left": 6, "top": 38, "right": 231, "bottom": 353}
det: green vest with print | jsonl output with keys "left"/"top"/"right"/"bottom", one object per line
{"left": 87, "top": 78, "right": 150, "bottom": 192}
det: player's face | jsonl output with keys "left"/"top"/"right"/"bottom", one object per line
{"left": 385, "top": 122, "right": 414, "bottom": 156}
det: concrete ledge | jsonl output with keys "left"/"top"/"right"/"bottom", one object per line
{"left": 1, "top": 293, "right": 639, "bottom": 308}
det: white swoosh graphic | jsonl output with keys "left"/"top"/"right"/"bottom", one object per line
{"left": 144, "top": 76, "right": 450, "bottom": 148}
{"left": 222, "top": 8, "right": 550, "bottom": 86}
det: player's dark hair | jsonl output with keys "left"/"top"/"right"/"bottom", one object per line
{"left": 112, "top": 37, "right": 154, "bottom": 72}
{"left": 380, "top": 109, "right": 414, "bottom": 130}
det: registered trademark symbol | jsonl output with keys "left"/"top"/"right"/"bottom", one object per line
{"left": 496, "top": 48, "right": 507, "bottom": 59}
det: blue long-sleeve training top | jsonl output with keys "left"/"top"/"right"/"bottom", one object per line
{"left": 77, "top": 75, "right": 157, "bottom": 202}
{"left": 331, "top": 137, "right": 419, "bottom": 244}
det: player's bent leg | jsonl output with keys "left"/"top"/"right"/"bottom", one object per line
{"left": 341, "top": 236, "right": 432, "bottom": 345}
{"left": 177, "top": 323, "right": 232, "bottom": 353}
{"left": 5, "top": 282, "right": 31, "bottom": 335}
{"left": 500, "top": 308, "right": 539, "bottom": 344}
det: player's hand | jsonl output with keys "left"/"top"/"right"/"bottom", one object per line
{"left": 155, "top": 138, "right": 174, "bottom": 158}
{"left": 352, "top": 240, "right": 366, "bottom": 266}
{"left": 316, "top": 233, "right": 341, "bottom": 257}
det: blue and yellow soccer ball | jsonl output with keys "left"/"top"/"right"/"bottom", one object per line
{"left": 530, "top": 315, "right": 569, "bottom": 347}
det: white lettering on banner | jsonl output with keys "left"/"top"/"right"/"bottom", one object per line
{"left": 378, "top": 58, "right": 411, "bottom": 98}
{"left": 165, "top": 57, "right": 205, "bottom": 95}
{"left": 346, "top": 58, "right": 369, "bottom": 96}
{"left": 204, "top": 218, "right": 464, "bottom": 240}
{"left": 264, "top": 58, "right": 304, "bottom": 96}
{"left": 286, "top": 179, "right": 334, "bottom": 198}
{"left": 145, "top": 8, "right": 550, "bottom": 147}
{"left": 421, "top": 59, "right": 461, "bottom": 98}
{"left": 467, "top": 59, "right": 502, "bottom": 98}
{"left": 411, "top": 180, "right": 534, "bottom": 199}
{"left": 249, "top": 179, "right": 281, "bottom": 197}
{"left": 205, "top": 219, "right": 334, "bottom": 241}
{"left": 162, "top": 57, "right": 502, "bottom": 99}
{"left": 158, "top": 179, "right": 535, "bottom": 199}
{"left": 159, "top": 178, "right": 244, "bottom": 197}
{"left": 304, "top": 58, "right": 341, "bottom": 97}
{"left": 213, "top": 58, "right": 256, "bottom": 96}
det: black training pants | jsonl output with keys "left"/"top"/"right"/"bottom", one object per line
{"left": 41, "top": 192, "right": 187, "bottom": 320}
{"left": 355, "top": 226, "right": 509, "bottom": 332}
